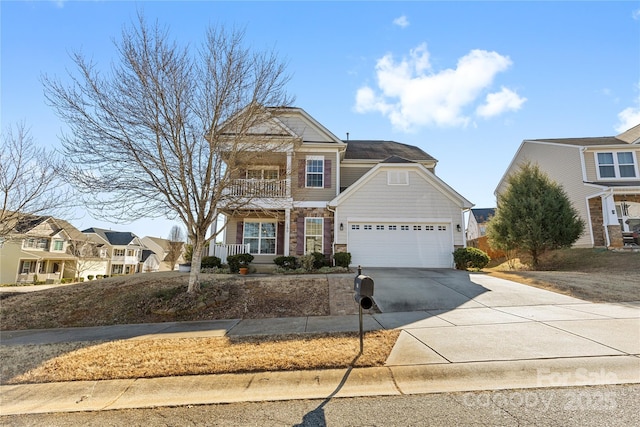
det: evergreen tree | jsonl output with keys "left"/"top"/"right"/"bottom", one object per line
{"left": 487, "top": 163, "right": 584, "bottom": 268}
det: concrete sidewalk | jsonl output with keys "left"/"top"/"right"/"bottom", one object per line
{"left": 1, "top": 273, "right": 639, "bottom": 415}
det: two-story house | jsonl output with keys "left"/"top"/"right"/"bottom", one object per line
{"left": 212, "top": 107, "right": 473, "bottom": 268}
{"left": 82, "top": 228, "right": 145, "bottom": 275}
{"left": 141, "top": 236, "right": 185, "bottom": 271}
{"left": 0, "top": 214, "right": 86, "bottom": 284}
{"left": 495, "top": 124, "right": 640, "bottom": 248}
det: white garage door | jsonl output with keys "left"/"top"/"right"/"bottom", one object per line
{"left": 348, "top": 222, "right": 453, "bottom": 268}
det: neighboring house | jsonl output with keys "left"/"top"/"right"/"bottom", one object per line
{"left": 211, "top": 107, "right": 473, "bottom": 268}
{"left": 140, "top": 249, "right": 161, "bottom": 273}
{"left": 495, "top": 124, "right": 640, "bottom": 248}
{"left": 466, "top": 208, "right": 495, "bottom": 242}
{"left": 141, "top": 236, "right": 185, "bottom": 271}
{"left": 0, "top": 214, "right": 92, "bottom": 284}
{"left": 83, "top": 228, "right": 145, "bottom": 275}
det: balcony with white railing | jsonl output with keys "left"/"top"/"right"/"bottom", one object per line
{"left": 225, "top": 179, "right": 291, "bottom": 199}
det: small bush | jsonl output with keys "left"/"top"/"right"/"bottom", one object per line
{"left": 201, "top": 256, "right": 222, "bottom": 269}
{"left": 311, "top": 252, "right": 327, "bottom": 269}
{"left": 299, "top": 254, "right": 316, "bottom": 272}
{"left": 227, "top": 253, "right": 254, "bottom": 273}
{"left": 96, "top": 275, "right": 103, "bottom": 279}
{"left": 273, "top": 256, "right": 299, "bottom": 270}
{"left": 453, "top": 247, "right": 490, "bottom": 271}
{"left": 87, "top": 275, "right": 94, "bottom": 280}
{"left": 103, "top": 275, "right": 109, "bottom": 279}
{"left": 333, "top": 252, "right": 351, "bottom": 268}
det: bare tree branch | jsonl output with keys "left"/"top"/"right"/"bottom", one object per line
{"left": 42, "top": 15, "right": 293, "bottom": 292}
{"left": 0, "top": 121, "right": 72, "bottom": 239}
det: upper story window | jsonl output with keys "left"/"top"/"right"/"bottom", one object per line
{"left": 114, "top": 248, "right": 125, "bottom": 257}
{"left": 596, "top": 152, "right": 638, "bottom": 179}
{"left": 23, "top": 237, "right": 49, "bottom": 250}
{"left": 247, "top": 167, "right": 279, "bottom": 180}
{"left": 306, "top": 156, "right": 324, "bottom": 188}
{"left": 127, "top": 249, "right": 136, "bottom": 257}
{"left": 52, "top": 240, "right": 64, "bottom": 251}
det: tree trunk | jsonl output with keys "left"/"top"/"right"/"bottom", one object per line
{"left": 187, "top": 237, "right": 205, "bottom": 293}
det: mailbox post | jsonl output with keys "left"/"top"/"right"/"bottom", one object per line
{"left": 354, "top": 266, "right": 374, "bottom": 353}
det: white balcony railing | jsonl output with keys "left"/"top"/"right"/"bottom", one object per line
{"left": 211, "top": 243, "right": 251, "bottom": 264}
{"left": 226, "top": 179, "right": 290, "bottom": 198}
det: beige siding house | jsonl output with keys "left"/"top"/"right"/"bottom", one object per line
{"left": 0, "top": 215, "right": 97, "bottom": 284}
{"left": 496, "top": 125, "right": 640, "bottom": 248}
{"left": 212, "top": 107, "right": 473, "bottom": 268}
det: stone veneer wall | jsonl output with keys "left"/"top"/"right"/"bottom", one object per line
{"left": 588, "top": 197, "right": 606, "bottom": 247}
{"left": 289, "top": 207, "right": 333, "bottom": 256}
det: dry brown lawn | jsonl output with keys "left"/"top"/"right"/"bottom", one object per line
{"left": 486, "top": 248, "right": 640, "bottom": 303}
{"left": 1, "top": 272, "right": 400, "bottom": 385}
{"left": 1, "top": 248, "right": 637, "bottom": 385}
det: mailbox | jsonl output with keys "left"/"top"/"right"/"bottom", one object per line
{"left": 354, "top": 275, "right": 374, "bottom": 310}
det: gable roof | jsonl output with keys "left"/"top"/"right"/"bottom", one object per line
{"left": 330, "top": 161, "right": 473, "bottom": 209}
{"left": 83, "top": 227, "right": 138, "bottom": 246}
{"left": 527, "top": 136, "right": 625, "bottom": 147}
{"left": 616, "top": 123, "right": 640, "bottom": 144}
{"left": 471, "top": 208, "right": 495, "bottom": 223}
{"left": 344, "top": 140, "right": 436, "bottom": 162}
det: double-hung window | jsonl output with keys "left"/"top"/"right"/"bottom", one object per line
{"left": 305, "top": 218, "right": 323, "bottom": 254}
{"left": 243, "top": 222, "right": 276, "bottom": 254}
{"left": 247, "top": 167, "right": 279, "bottom": 180}
{"left": 596, "top": 152, "right": 638, "bottom": 179}
{"left": 53, "top": 240, "right": 64, "bottom": 251}
{"left": 306, "top": 156, "right": 324, "bottom": 188}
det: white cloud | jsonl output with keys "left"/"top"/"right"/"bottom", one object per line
{"left": 632, "top": 8, "right": 640, "bottom": 20}
{"left": 393, "top": 15, "right": 410, "bottom": 28}
{"left": 354, "top": 44, "right": 524, "bottom": 131}
{"left": 616, "top": 107, "right": 640, "bottom": 132}
{"left": 476, "top": 87, "right": 527, "bottom": 118}
{"left": 614, "top": 82, "right": 640, "bottom": 132}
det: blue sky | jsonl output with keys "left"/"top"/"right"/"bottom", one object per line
{"left": 2, "top": 1, "right": 639, "bottom": 239}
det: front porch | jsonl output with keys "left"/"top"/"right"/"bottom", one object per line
{"left": 589, "top": 194, "right": 640, "bottom": 248}
{"left": 211, "top": 207, "right": 334, "bottom": 265}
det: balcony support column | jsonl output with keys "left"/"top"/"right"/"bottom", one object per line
{"left": 286, "top": 151, "right": 292, "bottom": 198}
{"left": 284, "top": 208, "right": 291, "bottom": 256}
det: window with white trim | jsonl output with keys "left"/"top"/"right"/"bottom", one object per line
{"left": 243, "top": 222, "right": 277, "bottom": 254}
{"left": 389, "top": 225, "right": 397, "bottom": 230}
{"left": 305, "top": 218, "right": 323, "bottom": 254}
{"left": 53, "top": 240, "right": 64, "bottom": 251}
{"left": 438, "top": 225, "right": 447, "bottom": 231}
{"left": 112, "top": 264, "right": 124, "bottom": 275}
{"left": 247, "top": 167, "right": 279, "bottom": 180}
{"left": 114, "top": 248, "right": 125, "bottom": 257}
{"left": 376, "top": 225, "right": 385, "bottom": 230}
{"left": 351, "top": 224, "right": 360, "bottom": 230}
{"left": 23, "top": 238, "right": 49, "bottom": 250}
{"left": 388, "top": 171, "right": 409, "bottom": 185}
{"left": 364, "top": 225, "right": 372, "bottom": 230}
{"left": 413, "top": 225, "right": 422, "bottom": 231}
{"left": 425, "top": 225, "right": 434, "bottom": 231}
{"left": 306, "top": 156, "right": 324, "bottom": 188}
{"left": 596, "top": 152, "right": 638, "bottom": 179}
{"left": 401, "top": 225, "right": 409, "bottom": 231}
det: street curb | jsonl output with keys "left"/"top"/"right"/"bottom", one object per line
{"left": 1, "top": 355, "right": 638, "bottom": 415}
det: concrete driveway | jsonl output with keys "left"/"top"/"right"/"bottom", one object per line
{"left": 363, "top": 267, "right": 584, "bottom": 312}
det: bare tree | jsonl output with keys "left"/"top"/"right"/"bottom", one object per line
{"left": 165, "top": 225, "right": 185, "bottom": 270}
{"left": 0, "top": 122, "right": 70, "bottom": 239}
{"left": 43, "top": 15, "right": 293, "bottom": 292}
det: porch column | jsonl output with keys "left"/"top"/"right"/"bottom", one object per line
{"left": 284, "top": 208, "right": 291, "bottom": 256}
{"left": 286, "top": 151, "right": 292, "bottom": 198}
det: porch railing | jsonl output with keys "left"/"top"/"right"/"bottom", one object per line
{"left": 211, "top": 243, "right": 251, "bottom": 264}
{"left": 225, "top": 179, "right": 290, "bottom": 198}
{"left": 17, "top": 272, "right": 61, "bottom": 284}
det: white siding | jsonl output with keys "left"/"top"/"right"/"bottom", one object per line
{"left": 334, "top": 168, "right": 466, "bottom": 247}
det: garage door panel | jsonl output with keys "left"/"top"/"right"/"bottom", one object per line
{"left": 348, "top": 223, "right": 452, "bottom": 268}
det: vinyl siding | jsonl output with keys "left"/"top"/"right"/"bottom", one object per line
{"left": 278, "top": 116, "right": 332, "bottom": 142}
{"left": 334, "top": 168, "right": 466, "bottom": 246}
{"left": 340, "top": 166, "right": 373, "bottom": 189}
{"left": 292, "top": 152, "right": 337, "bottom": 201}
